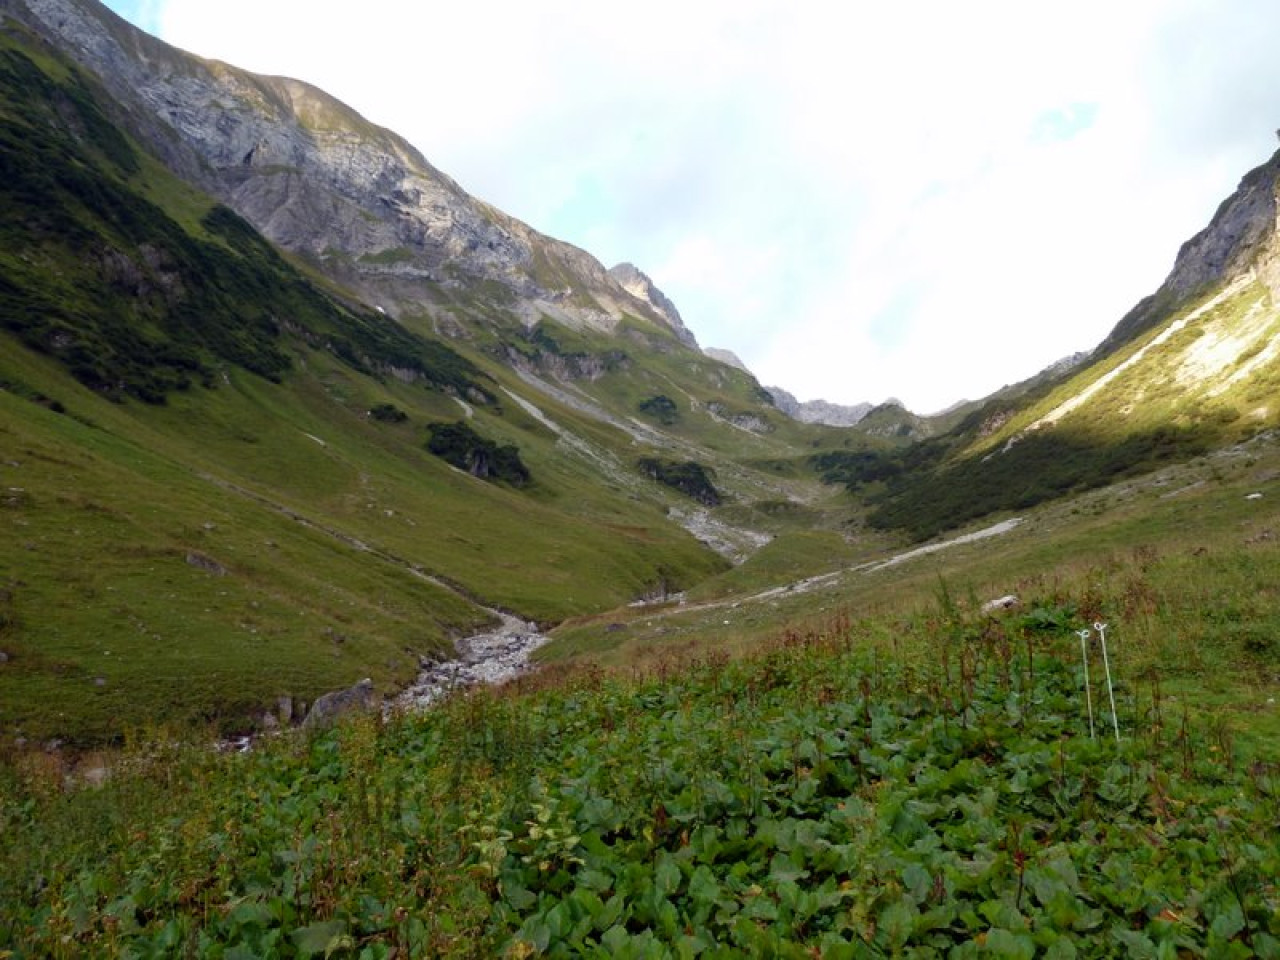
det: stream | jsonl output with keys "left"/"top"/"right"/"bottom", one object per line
{"left": 388, "top": 612, "right": 547, "bottom": 713}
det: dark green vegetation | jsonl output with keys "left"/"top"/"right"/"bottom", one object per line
{"left": 862, "top": 424, "right": 1218, "bottom": 541}
{"left": 638, "top": 395, "right": 679, "bottom": 425}
{"left": 638, "top": 458, "right": 721, "bottom": 507}
{"left": 4, "top": 587, "right": 1278, "bottom": 957}
{"left": 0, "top": 34, "right": 485, "bottom": 405}
{"left": 427, "top": 420, "right": 531, "bottom": 487}
{"left": 809, "top": 449, "right": 902, "bottom": 490}
{"left": 367, "top": 403, "right": 407, "bottom": 424}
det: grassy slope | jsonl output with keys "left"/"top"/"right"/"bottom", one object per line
{"left": 0, "top": 315, "right": 753, "bottom": 742}
{"left": 846, "top": 277, "right": 1280, "bottom": 540}
{"left": 547, "top": 432, "right": 1280, "bottom": 753}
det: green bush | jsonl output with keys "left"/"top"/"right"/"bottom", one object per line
{"left": 368, "top": 402, "right": 408, "bottom": 423}
{"left": 427, "top": 421, "right": 530, "bottom": 487}
{"left": 638, "top": 457, "right": 720, "bottom": 506}
{"left": 637, "top": 394, "right": 679, "bottom": 425}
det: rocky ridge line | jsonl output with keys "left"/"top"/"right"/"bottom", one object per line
{"left": 15, "top": 0, "right": 683, "bottom": 338}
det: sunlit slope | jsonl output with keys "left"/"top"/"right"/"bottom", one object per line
{"left": 853, "top": 149, "right": 1280, "bottom": 540}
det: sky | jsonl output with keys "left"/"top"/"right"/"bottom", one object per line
{"left": 103, "top": 0, "right": 1280, "bottom": 413}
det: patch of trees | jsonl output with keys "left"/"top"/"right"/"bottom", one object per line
{"left": 638, "top": 457, "right": 720, "bottom": 506}
{"left": 808, "top": 449, "right": 901, "bottom": 489}
{"left": 637, "top": 394, "right": 679, "bottom": 425}
{"left": 368, "top": 403, "right": 407, "bottom": 423}
{"left": 426, "top": 421, "right": 530, "bottom": 487}
{"left": 861, "top": 424, "right": 1218, "bottom": 541}
{"left": 506, "top": 322, "right": 630, "bottom": 381}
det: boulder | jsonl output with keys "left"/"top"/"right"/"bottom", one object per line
{"left": 303, "top": 678, "right": 375, "bottom": 728}
{"left": 185, "top": 552, "right": 227, "bottom": 576}
{"left": 981, "top": 594, "right": 1020, "bottom": 614}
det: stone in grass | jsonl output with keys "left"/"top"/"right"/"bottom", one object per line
{"left": 185, "top": 551, "right": 227, "bottom": 576}
{"left": 982, "top": 594, "right": 1020, "bottom": 614}
{"left": 303, "top": 678, "right": 376, "bottom": 728}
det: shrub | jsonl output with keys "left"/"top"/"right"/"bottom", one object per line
{"left": 368, "top": 402, "right": 408, "bottom": 423}
{"left": 637, "top": 394, "right": 679, "bottom": 425}
{"left": 426, "top": 421, "right": 530, "bottom": 487}
{"left": 637, "top": 457, "right": 720, "bottom": 506}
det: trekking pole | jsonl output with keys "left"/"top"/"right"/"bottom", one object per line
{"left": 1077, "top": 628, "right": 1095, "bottom": 739}
{"left": 1095, "top": 622, "right": 1120, "bottom": 741}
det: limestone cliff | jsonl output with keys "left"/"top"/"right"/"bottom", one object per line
{"left": 1097, "top": 148, "right": 1280, "bottom": 356}
{"left": 765, "top": 386, "right": 873, "bottom": 427}
{"left": 703, "top": 348, "right": 750, "bottom": 372}
{"left": 608, "top": 263, "right": 698, "bottom": 347}
{"left": 13, "top": 0, "right": 676, "bottom": 336}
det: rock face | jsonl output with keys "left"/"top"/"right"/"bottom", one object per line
{"left": 703, "top": 347, "right": 750, "bottom": 372}
{"left": 608, "top": 263, "right": 698, "bottom": 347}
{"left": 1097, "top": 149, "right": 1280, "bottom": 356}
{"left": 14, "top": 0, "right": 678, "bottom": 337}
{"left": 766, "top": 386, "right": 874, "bottom": 427}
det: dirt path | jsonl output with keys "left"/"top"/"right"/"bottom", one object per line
{"left": 631, "top": 516, "right": 1027, "bottom": 623}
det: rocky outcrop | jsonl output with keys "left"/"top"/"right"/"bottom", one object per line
{"left": 303, "top": 678, "right": 375, "bottom": 728}
{"left": 703, "top": 347, "right": 750, "bottom": 372}
{"left": 1097, "top": 149, "right": 1280, "bottom": 356}
{"left": 608, "top": 262, "right": 698, "bottom": 347}
{"left": 766, "top": 386, "right": 874, "bottom": 427}
{"left": 14, "top": 0, "right": 681, "bottom": 338}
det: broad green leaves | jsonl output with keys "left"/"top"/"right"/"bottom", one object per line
{"left": 4, "top": 635, "right": 1278, "bottom": 957}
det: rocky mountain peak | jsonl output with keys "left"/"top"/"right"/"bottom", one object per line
{"left": 608, "top": 262, "right": 698, "bottom": 347}
{"left": 1096, "top": 148, "right": 1280, "bottom": 356}
{"left": 765, "top": 386, "right": 874, "bottom": 427}
{"left": 702, "top": 347, "right": 750, "bottom": 372}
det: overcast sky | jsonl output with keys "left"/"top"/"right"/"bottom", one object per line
{"left": 105, "top": 1, "right": 1280, "bottom": 412}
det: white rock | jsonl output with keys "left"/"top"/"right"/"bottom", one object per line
{"left": 982, "top": 595, "right": 1020, "bottom": 614}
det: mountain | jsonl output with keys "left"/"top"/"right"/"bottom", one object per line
{"left": 12, "top": 0, "right": 692, "bottom": 343}
{"left": 847, "top": 153, "right": 1280, "bottom": 539}
{"left": 0, "top": 0, "right": 859, "bottom": 741}
{"left": 4, "top": 0, "right": 1280, "bottom": 748}
{"left": 702, "top": 347, "right": 750, "bottom": 371}
{"left": 1094, "top": 151, "right": 1280, "bottom": 358}
{"left": 766, "top": 386, "right": 874, "bottom": 427}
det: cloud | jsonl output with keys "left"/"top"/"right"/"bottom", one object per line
{"left": 107, "top": 0, "right": 1280, "bottom": 411}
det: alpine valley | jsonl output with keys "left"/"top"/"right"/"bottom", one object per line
{"left": 2, "top": 1, "right": 1280, "bottom": 956}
